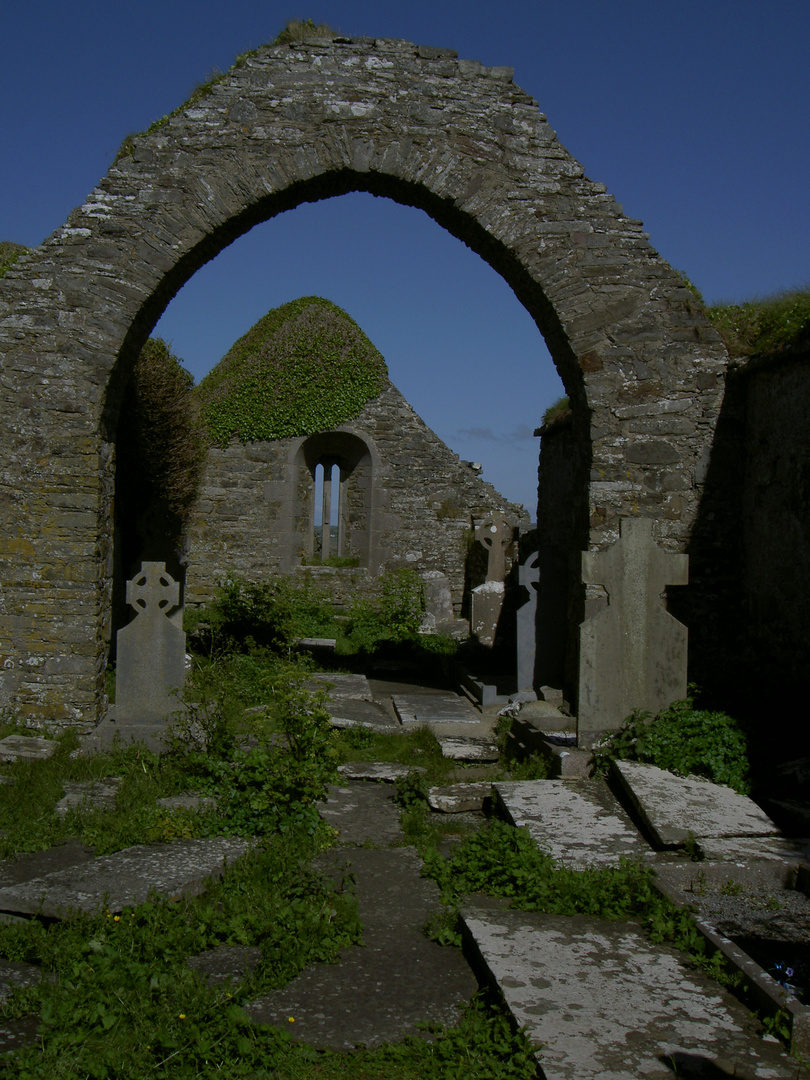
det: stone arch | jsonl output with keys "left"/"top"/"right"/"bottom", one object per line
{"left": 0, "top": 35, "right": 729, "bottom": 730}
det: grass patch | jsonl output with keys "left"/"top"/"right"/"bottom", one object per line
{"left": 708, "top": 286, "right": 810, "bottom": 357}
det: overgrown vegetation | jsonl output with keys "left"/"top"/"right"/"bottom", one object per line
{"left": 0, "top": 240, "right": 28, "bottom": 277}
{"left": 273, "top": 19, "right": 338, "bottom": 44}
{"left": 540, "top": 395, "right": 571, "bottom": 427}
{"left": 194, "top": 297, "right": 388, "bottom": 446}
{"left": 590, "top": 696, "right": 751, "bottom": 794}
{"left": 707, "top": 287, "right": 810, "bottom": 358}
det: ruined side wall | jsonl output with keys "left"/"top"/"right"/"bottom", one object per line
{"left": 185, "top": 381, "right": 528, "bottom": 610}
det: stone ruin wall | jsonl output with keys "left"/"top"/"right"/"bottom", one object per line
{"left": 185, "top": 380, "right": 529, "bottom": 613}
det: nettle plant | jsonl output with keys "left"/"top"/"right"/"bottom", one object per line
{"left": 590, "top": 697, "right": 751, "bottom": 793}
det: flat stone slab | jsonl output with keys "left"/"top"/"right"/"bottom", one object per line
{"left": 247, "top": 847, "right": 477, "bottom": 1049}
{"left": 325, "top": 699, "right": 400, "bottom": 731}
{"left": 612, "top": 760, "right": 781, "bottom": 848}
{"left": 462, "top": 905, "right": 801, "bottom": 1079}
{"left": 337, "top": 761, "right": 426, "bottom": 783}
{"left": 392, "top": 693, "right": 480, "bottom": 726}
{"left": 55, "top": 778, "right": 121, "bottom": 816}
{"left": 307, "top": 674, "right": 372, "bottom": 701}
{"left": 0, "top": 840, "right": 95, "bottom": 889}
{"left": 187, "top": 944, "right": 263, "bottom": 986}
{"left": 429, "top": 782, "right": 492, "bottom": 814}
{"left": 319, "top": 783, "right": 403, "bottom": 846}
{"left": 0, "top": 837, "right": 249, "bottom": 918}
{"left": 0, "top": 735, "right": 57, "bottom": 762}
{"left": 695, "top": 835, "right": 810, "bottom": 863}
{"left": 437, "top": 735, "right": 499, "bottom": 761}
{"left": 494, "top": 779, "right": 651, "bottom": 869}
{"left": 155, "top": 794, "right": 218, "bottom": 813}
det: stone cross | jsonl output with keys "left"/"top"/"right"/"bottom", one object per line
{"left": 577, "top": 518, "right": 688, "bottom": 746}
{"left": 516, "top": 550, "right": 540, "bottom": 692}
{"left": 475, "top": 513, "right": 513, "bottom": 583}
{"left": 115, "top": 562, "right": 186, "bottom": 724}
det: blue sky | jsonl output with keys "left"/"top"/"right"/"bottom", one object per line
{"left": 2, "top": 1, "right": 808, "bottom": 513}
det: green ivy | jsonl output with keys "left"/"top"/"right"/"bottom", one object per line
{"left": 193, "top": 297, "right": 388, "bottom": 446}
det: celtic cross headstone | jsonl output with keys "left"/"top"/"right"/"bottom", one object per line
{"left": 115, "top": 562, "right": 186, "bottom": 723}
{"left": 471, "top": 514, "right": 514, "bottom": 648}
{"left": 577, "top": 518, "right": 688, "bottom": 746}
{"left": 516, "top": 550, "right": 540, "bottom": 692}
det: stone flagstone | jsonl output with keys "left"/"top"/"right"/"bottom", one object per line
{"left": 319, "top": 782, "right": 403, "bottom": 846}
{"left": 55, "top": 778, "right": 121, "bottom": 816}
{"left": 436, "top": 734, "right": 499, "bottom": 761}
{"left": 0, "top": 837, "right": 249, "bottom": 918}
{"left": 428, "top": 782, "right": 492, "bottom": 814}
{"left": 461, "top": 905, "right": 802, "bottom": 1079}
{"left": 337, "top": 761, "right": 426, "bottom": 783}
{"left": 0, "top": 735, "right": 57, "bottom": 763}
{"left": 392, "top": 692, "right": 480, "bottom": 726}
{"left": 307, "top": 673, "right": 372, "bottom": 701}
{"left": 612, "top": 759, "right": 780, "bottom": 848}
{"left": 494, "top": 779, "right": 651, "bottom": 868}
{"left": 323, "top": 699, "right": 399, "bottom": 731}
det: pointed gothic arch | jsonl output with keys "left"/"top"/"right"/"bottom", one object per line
{"left": 0, "top": 35, "right": 728, "bottom": 730}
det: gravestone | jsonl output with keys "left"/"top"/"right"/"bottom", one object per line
{"left": 578, "top": 518, "right": 688, "bottom": 746}
{"left": 471, "top": 513, "right": 514, "bottom": 648}
{"left": 115, "top": 562, "right": 186, "bottom": 723}
{"left": 516, "top": 550, "right": 539, "bottom": 692}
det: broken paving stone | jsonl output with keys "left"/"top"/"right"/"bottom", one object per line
{"left": 336, "top": 762, "right": 426, "bottom": 783}
{"left": 392, "top": 693, "right": 480, "bottom": 726}
{"left": 428, "top": 782, "right": 492, "bottom": 813}
{"left": 494, "top": 778, "right": 652, "bottom": 869}
{"left": 325, "top": 699, "right": 399, "bottom": 731}
{"left": 612, "top": 760, "right": 780, "bottom": 848}
{"left": 55, "top": 777, "right": 121, "bottom": 816}
{"left": 319, "top": 783, "right": 403, "bottom": 845}
{"left": 0, "top": 836, "right": 250, "bottom": 918}
{"left": 461, "top": 905, "right": 801, "bottom": 1079}
{"left": 187, "top": 944, "right": 263, "bottom": 986}
{"left": 436, "top": 735, "right": 499, "bottom": 762}
{"left": 0, "top": 735, "right": 57, "bottom": 763}
{"left": 307, "top": 673, "right": 372, "bottom": 701}
{"left": 695, "top": 835, "right": 810, "bottom": 863}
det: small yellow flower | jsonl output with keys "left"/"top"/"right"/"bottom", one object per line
{"left": 288, "top": 1017, "right": 295, "bottom": 1023}
{"left": 114, "top": 915, "right": 120, "bottom": 922}
{"left": 179, "top": 1013, "right": 186, "bottom": 1020}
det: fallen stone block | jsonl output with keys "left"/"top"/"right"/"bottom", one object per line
{"left": 437, "top": 735, "right": 499, "bottom": 762}
{"left": 0, "top": 836, "right": 250, "bottom": 918}
{"left": 55, "top": 778, "right": 121, "bottom": 816}
{"left": 337, "top": 762, "right": 426, "bottom": 783}
{"left": 494, "top": 778, "right": 651, "bottom": 869}
{"left": 307, "top": 673, "right": 372, "bottom": 701}
{"left": 428, "top": 782, "right": 492, "bottom": 813}
{"left": 0, "top": 735, "right": 57, "bottom": 763}
{"left": 612, "top": 760, "right": 780, "bottom": 848}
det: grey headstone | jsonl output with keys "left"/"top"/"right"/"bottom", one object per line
{"left": 115, "top": 562, "right": 186, "bottom": 723}
{"left": 470, "top": 580, "right": 504, "bottom": 648}
{"left": 419, "top": 570, "right": 455, "bottom": 625}
{"left": 516, "top": 550, "right": 539, "bottom": 692}
{"left": 461, "top": 905, "right": 800, "bottom": 1079}
{"left": 495, "top": 778, "right": 651, "bottom": 869}
{"left": 0, "top": 836, "right": 249, "bottom": 918}
{"left": 578, "top": 518, "right": 689, "bottom": 745}
{"left": 475, "top": 513, "right": 513, "bottom": 583}
{"left": 0, "top": 735, "right": 56, "bottom": 763}
{"left": 612, "top": 759, "right": 781, "bottom": 848}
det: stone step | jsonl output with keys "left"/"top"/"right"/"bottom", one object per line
{"left": 392, "top": 692, "right": 481, "bottom": 726}
{"left": 494, "top": 778, "right": 653, "bottom": 869}
{"left": 461, "top": 904, "right": 804, "bottom": 1079}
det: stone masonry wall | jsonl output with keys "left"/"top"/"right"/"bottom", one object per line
{"left": 185, "top": 380, "right": 528, "bottom": 611}
{"left": 0, "top": 34, "right": 729, "bottom": 728}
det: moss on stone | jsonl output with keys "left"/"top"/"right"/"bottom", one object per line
{"left": 194, "top": 297, "right": 388, "bottom": 446}
{"left": 0, "top": 241, "right": 28, "bottom": 277}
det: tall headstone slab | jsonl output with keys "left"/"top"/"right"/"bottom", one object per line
{"left": 115, "top": 562, "right": 185, "bottom": 723}
{"left": 516, "top": 550, "right": 539, "bottom": 692}
{"left": 578, "top": 518, "right": 688, "bottom": 746}
{"left": 471, "top": 514, "right": 514, "bottom": 648}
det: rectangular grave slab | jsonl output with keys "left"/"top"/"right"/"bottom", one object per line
{"left": 0, "top": 837, "right": 249, "bottom": 918}
{"left": 325, "top": 699, "right": 399, "bottom": 731}
{"left": 0, "top": 735, "right": 57, "bottom": 763}
{"left": 461, "top": 905, "right": 800, "bottom": 1079}
{"left": 437, "top": 735, "right": 499, "bottom": 762}
{"left": 494, "top": 779, "right": 651, "bottom": 869}
{"left": 695, "top": 835, "right": 810, "bottom": 863}
{"left": 392, "top": 693, "right": 480, "bottom": 726}
{"left": 428, "top": 782, "right": 492, "bottom": 814}
{"left": 307, "top": 673, "right": 372, "bottom": 700}
{"left": 612, "top": 760, "right": 780, "bottom": 848}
